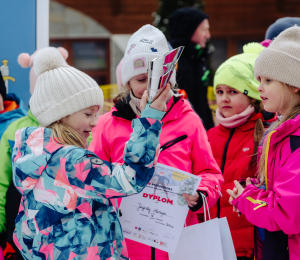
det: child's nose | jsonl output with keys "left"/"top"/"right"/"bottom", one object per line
{"left": 222, "top": 94, "right": 230, "bottom": 102}
{"left": 91, "top": 117, "right": 98, "bottom": 127}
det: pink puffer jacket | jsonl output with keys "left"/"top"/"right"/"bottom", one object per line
{"left": 89, "top": 96, "right": 223, "bottom": 260}
{"left": 233, "top": 114, "right": 300, "bottom": 260}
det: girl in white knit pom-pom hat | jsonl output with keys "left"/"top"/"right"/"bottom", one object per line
{"left": 227, "top": 26, "right": 300, "bottom": 260}
{"left": 11, "top": 47, "right": 170, "bottom": 260}
{"left": 89, "top": 24, "right": 223, "bottom": 260}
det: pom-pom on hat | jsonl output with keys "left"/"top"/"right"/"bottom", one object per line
{"left": 213, "top": 43, "right": 265, "bottom": 100}
{"left": 17, "top": 47, "right": 69, "bottom": 95}
{"left": 121, "top": 24, "right": 176, "bottom": 87}
{"left": 30, "top": 47, "right": 104, "bottom": 126}
{"left": 255, "top": 26, "right": 300, "bottom": 89}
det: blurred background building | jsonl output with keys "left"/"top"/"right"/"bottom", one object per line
{"left": 49, "top": 0, "right": 300, "bottom": 116}
{"left": 50, "top": 0, "right": 300, "bottom": 86}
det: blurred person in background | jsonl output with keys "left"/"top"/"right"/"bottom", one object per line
{"left": 265, "top": 17, "right": 300, "bottom": 40}
{"left": 169, "top": 7, "right": 214, "bottom": 130}
{"left": 0, "top": 71, "right": 26, "bottom": 140}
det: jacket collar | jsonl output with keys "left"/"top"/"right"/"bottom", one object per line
{"left": 28, "top": 109, "right": 39, "bottom": 124}
{"left": 268, "top": 114, "right": 300, "bottom": 146}
{"left": 219, "top": 111, "right": 277, "bottom": 132}
{"left": 112, "top": 95, "right": 186, "bottom": 122}
{"left": 0, "top": 93, "right": 27, "bottom": 123}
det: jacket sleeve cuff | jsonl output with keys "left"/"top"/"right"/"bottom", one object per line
{"left": 189, "top": 190, "right": 208, "bottom": 212}
{"left": 141, "top": 104, "right": 165, "bottom": 120}
{"left": 232, "top": 184, "right": 257, "bottom": 210}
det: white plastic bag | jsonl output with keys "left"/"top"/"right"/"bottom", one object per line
{"left": 169, "top": 193, "right": 237, "bottom": 260}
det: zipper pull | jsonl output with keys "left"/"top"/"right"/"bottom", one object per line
{"left": 160, "top": 135, "right": 188, "bottom": 152}
{"left": 216, "top": 185, "right": 222, "bottom": 197}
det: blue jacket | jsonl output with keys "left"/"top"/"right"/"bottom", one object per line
{"left": 0, "top": 93, "right": 27, "bottom": 139}
{"left": 12, "top": 106, "right": 164, "bottom": 260}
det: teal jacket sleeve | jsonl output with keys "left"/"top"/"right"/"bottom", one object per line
{"left": 12, "top": 106, "right": 165, "bottom": 205}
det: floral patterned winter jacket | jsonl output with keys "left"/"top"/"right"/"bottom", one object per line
{"left": 11, "top": 108, "right": 163, "bottom": 260}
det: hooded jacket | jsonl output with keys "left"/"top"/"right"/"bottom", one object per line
{"left": 207, "top": 112, "right": 276, "bottom": 258}
{"left": 0, "top": 93, "right": 27, "bottom": 139}
{"left": 12, "top": 107, "right": 163, "bottom": 260}
{"left": 169, "top": 8, "right": 214, "bottom": 130}
{"left": 233, "top": 114, "right": 300, "bottom": 260}
{"left": 89, "top": 96, "right": 223, "bottom": 260}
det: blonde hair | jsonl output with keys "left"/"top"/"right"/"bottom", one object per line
{"left": 47, "top": 121, "right": 86, "bottom": 149}
{"left": 250, "top": 99, "right": 264, "bottom": 168}
{"left": 113, "top": 83, "right": 131, "bottom": 104}
{"left": 257, "top": 83, "right": 300, "bottom": 185}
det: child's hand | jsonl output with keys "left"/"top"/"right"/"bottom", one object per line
{"left": 228, "top": 187, "right": 241, "bottom": 217}
{"left": 140, "top": 84, "right": 171, "bottom": 112}
{"left": 182, "top": 192, "right": 199, "bottom": 207}
{"left": 226, "top": 180, "right": 245, "bottom": 199}
{"left": 227, "top": 178, "right": 251, "bottom": 217}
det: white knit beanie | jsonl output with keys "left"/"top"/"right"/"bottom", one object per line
{"left": 121, "top": 24, "right": 176, "bottom": 87}
{"left": 30, "top": 47, "right": 104, "bottom": 126}
{"left": 254, "top": 26, "right": 300, "bottom": 88}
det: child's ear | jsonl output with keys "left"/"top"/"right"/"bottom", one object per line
{"left": 292, "top": 86, "right": 300, "bottom": 94}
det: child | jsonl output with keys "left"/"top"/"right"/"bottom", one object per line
{"left": 0, "top": 47, "right": 68, "bottom": 260}
{"left": 89, "top": 24, "right": 223, "bottom": 260}
{"left": 12, "top": 47, "right": 169, "bottom": 260}
{"left": 207, "top": 43, "right": 276, "bottom": 260}
{"left": 227, "top": 26, "right": 300, "bottom": 260}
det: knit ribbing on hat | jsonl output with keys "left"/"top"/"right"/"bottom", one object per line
{"left": 30, "top": 48, "right": 104, "bottom": 126}
{"left": 254, "top": 26, "right": 300, "bottom": 88}
{"left": 214, "top": 43, "right": 264, "bottom": 100}
{"left": 255, "top": 26, "right": 300, "bottom": 89}
{"left": 121, "top": 24, "right": 176, "bottom": 87}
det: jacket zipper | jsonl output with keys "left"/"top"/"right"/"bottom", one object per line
{"left": 160, "top": 135, "right": 188, "bottom": 152}
{"left": 217, "top": 128, "right": 235, "bottom": 218}
{"left": 162, "top": 102, "right": 175, "bottom": 120}
{"left": 220, "top": 128, "right": 235, "bottom": 173}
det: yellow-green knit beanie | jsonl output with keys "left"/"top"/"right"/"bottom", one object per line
{"left": 213, "top": 43, "right": 265, "bottom": 100}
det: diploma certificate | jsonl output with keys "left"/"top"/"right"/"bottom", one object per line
{"left": 120, "top": 163, "right": 201, "bottom": 254}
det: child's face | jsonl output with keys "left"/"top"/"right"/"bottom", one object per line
{"left": 216, "top": 85, "right": 252, "bottom": 118}
{"left": 258, "top": 76, "right": 298, "bottom": 115}
{"left": 61, "top": 105, "right": 99, "bottom": 144}
{"left": 129, "top": 73, "right": 148, "bottom": 98}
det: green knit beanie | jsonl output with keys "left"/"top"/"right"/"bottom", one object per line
{"left": 213, "top": 43, "right": 265, "bottom": 100}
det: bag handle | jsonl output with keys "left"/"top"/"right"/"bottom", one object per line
{"left": 200, "top": 192, "right": 211, "bottom": 222}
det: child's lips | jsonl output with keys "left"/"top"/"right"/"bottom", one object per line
{"left": 83, "top": 131, "right": 91, "bottom": 137}
{"left": 222, "top": 106, "right": 232, "bottom": 109}
{"left": 261, "top": 96, "right": 268, "bottom": 102}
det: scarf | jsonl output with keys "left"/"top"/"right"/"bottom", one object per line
{"left": 215, "top": 105, "right": 255, "bottom": 129}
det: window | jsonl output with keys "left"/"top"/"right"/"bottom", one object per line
{"left": 50, "top": 39, "right": 110, "bottom": 85}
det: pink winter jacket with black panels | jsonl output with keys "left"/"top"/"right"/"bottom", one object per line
{"left": 233, "top": 114, "right": 300, "bottom": 260}
{"left": 89, "top": 96, "right": 223, "bottom": 260}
